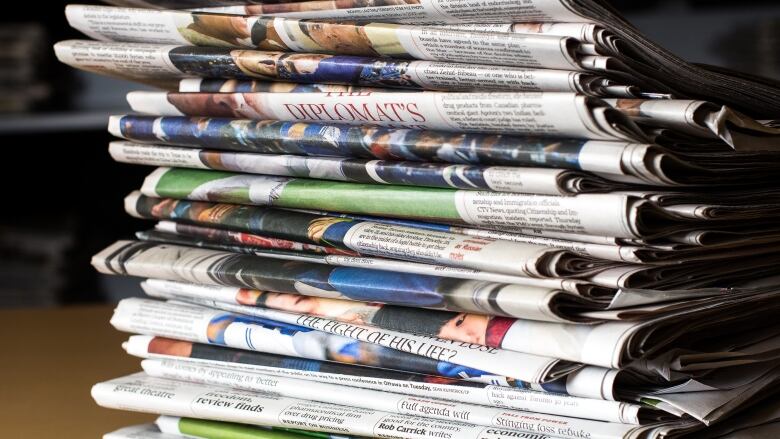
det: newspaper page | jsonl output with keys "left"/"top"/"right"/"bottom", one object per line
{"left": 125, "top": 336, "right": 633, "bottom": 419}
{"left": 109, "top": 141, "right": 629, "bottom": 194}
{"left": 110, "top": 112, "right": 780, "bottom": 188}
{"left": 146, "top": 217, "right": 765, "bottom": 268}
{"left": 140, "top": 277, "right": 596, "bottom": 346}
{"left": 587, "top": 254, "right": 780, "bottom": 290}
{"left": 163, "top": 290, "right": 780, "bottom": 372}
{"left": 645, "top": 364, "right": 780, "bottom": 425}
{"left": 160, "top": 292, "right": 636, "bottom": 369}
{"left": 55, "top": 40, "right": 600, "bottom": 94}
{"left": 138, "top": 256, "right": 776, "bottom": 320}
{"left": 127, "top": 190, "right": 626, "bottom": 247}
{"left": 143, "top": 279, "right": 728, "bottom": 369}
{"left": 93, "top": 238, "right": 603, "bottom": 323}
{"left": 108, "top": 297, "right": 576, "bottom": 383}
{"left": 134, "top": 224, "right": 614, "bottom": 287}
{"left": 126, "top": 194, "right": 598, "bottom": 291}
{"left": 141, "top": 358, "right": 647, "bottom": 429}
{"left": 192, "top": 1, "right": 588, "bottom": 24}
{"left": 154, "top": 229, "right": 654, "bottom": 302}
{"left": 125, "top": 91, "right": 648, "bottom": 142}
{"left": 124, "top": 190, "right": 609, "bottom": 280}
{"left": 109, "top": 297, "right": 517, "bottom": 384}
{"left": 606, "top": 99, "right": 780, "bottom": 151}
{"left": 64, "top": 6, "right": 586, "bottom": 68}
{"left": 137, "top": 166, "right": 677, "bottom": 238}
{"left": 134, "top": 333, "right": 780, "bottom": 423}
{"left": 139, "top": 222, "right": 596, "bottom": 294}
{"left": 109, "top": 115, "right": 673, "bottom": 185}
{"left": 92, "top": 373, "right": 663, "bottom": 439}
{"left": 135, "top": 199, "right": 779, "bottom": 291}
{"left": 137, "top": 196, "right": 780, "bottom": 274}
{"left": 149, "top": 218, "right": 637, "bottom": 265}
{"left": 127, "top": 332, "right": 548, "bottom": 392}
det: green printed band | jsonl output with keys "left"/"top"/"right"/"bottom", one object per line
{"left": 278, "top": 179, "right": 459, "bottom": 221}
{"left": 178, "top": 417, "right": 316, "bottom": 439}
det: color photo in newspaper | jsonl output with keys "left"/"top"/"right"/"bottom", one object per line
{"left": 55, "top": 40, "right": 604, "bottom": 94}
{"left": 92, "top": 373, "right": 667, "bottom": 439}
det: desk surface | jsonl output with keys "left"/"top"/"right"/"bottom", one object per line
{"left": 0, "top": 305, "right": 154, "bottom": 437}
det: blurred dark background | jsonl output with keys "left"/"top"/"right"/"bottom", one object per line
{"left": 0, "top": 0, "right": 778, "bottom": 307}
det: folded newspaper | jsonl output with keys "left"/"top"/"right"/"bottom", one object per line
{"left": 123, "top": 335, "right": 647, "bottom": 421}
{"left": 94, "top": 373, "right": 690, "bottom": 439}
{"left": 55, "top": 40, "right": 619, "bottom": 95}
{"left": 93, "top": 239, "right": 601, "bottom": 322}
{"left": 63, "top": 5, "right": 603, "bottom": 72}
{"left": 133, "top": 167, "right": 780, "bottom": 246}
{"left": 109, "top": 141, "right": 636, "bottom": 194}
{"left": 122, "top": 332, "right": 780, "bottom": 424}
{"left": 139, "top": 282, "right": 780, "bottom": 371}
{"left": 119, "top": 87, "right": 780, "bottom": 151}
{"left": 94, "top": 235, "right": 780, "bottom": 326}
{"left": 125, "top": 90, "right": 652, "bottom": 142}
{"left": 138, "top": 357, "right": 642, "bottom": 429}
{"left": 142, "top": 217, "right": 780, "bottom": 267}
{"left": 108, "top": 114, "right": 780, "bottom": 186}
{"left": 108, "top": 297, "right": 580, "bottom": 383}
{"left": 121, "top": 192, "right": 780, "bottom": 292}
{"left": 66, "top": 3, "right": 780, "bottom": 118}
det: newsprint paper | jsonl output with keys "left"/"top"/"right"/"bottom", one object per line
{"left": 55, "top": 40, "right": 610, "bottom": 95}
{"left": 92, "top": 373, "right": 676, "bottom": 439}
{"left": 107, "top": 297, "right": 578, "bottom": 384}
{"left": 124, "top": 335, "right": 643, "bottom": 422}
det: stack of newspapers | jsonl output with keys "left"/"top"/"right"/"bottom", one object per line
{"left": 56, "top": 1, "right": 780, "bottom": 438}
